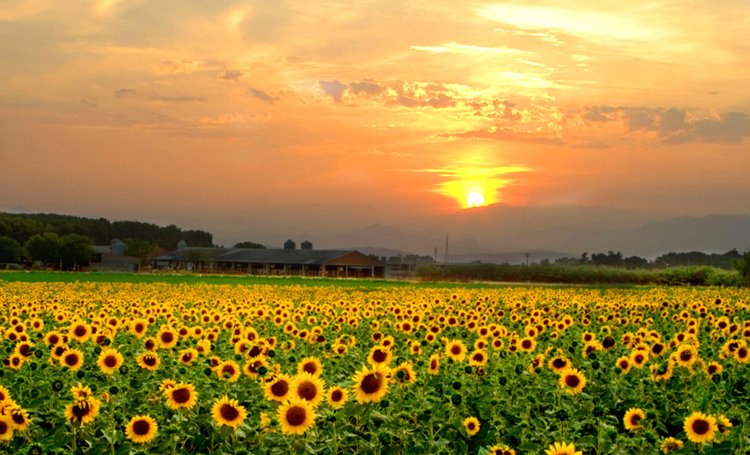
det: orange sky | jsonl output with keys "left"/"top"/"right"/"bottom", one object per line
{"left": 1, "top": 0, "right": 749, "bottom": 245}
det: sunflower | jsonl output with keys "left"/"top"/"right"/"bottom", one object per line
{"left": 545, "top": 441, "right": 582, "bottom": 455}
{"left": 69, "top": 322, "right": 90, "bottom": 343}
{"left": 211, "top": 396, "right": 247, "bottom": 429}
{"left": 7, "top": 353, "right": 24, "bottom": 370}
{"left": 263, "top": 374, "right": 293, "bottom": 402}
{"left": 61, "top": 349, "right": 84, "bottom": 371}
{"left": 96, "top": 348, "right": 124, "bottom": 375}
{"left": 558, "top": 368, "right": 587, "bottom": 395}
{"left": 734, "top": 344, "right": 749, "bottom": 363}
{"left": 292, "top": 372, "right": 326, "bottom": 407}
{"left": 0, "top": 415, "right": 13, "bottom": 441}
{"left": 615, "top": 356, "right": 632, "bottom": 374}
{"left": 683, "top": 411, "right": 718, "bottom": 443}
{"left": 548, "top": 355, "right": 571, "bottom": 374}
{"left": 674, "top": 344, "right": 697, "bottom": 367}
{"left": 164, "top": 382, "right": 198, "bottom": 410}
{"left": 704, "top": 361, "right": 723, "bottom": 377}
{"left": 7, "top": 405, "right": 29, "bottom": 432}
{"left": 243, "top": 358, "right": 268, "bottom": 380}
{"left": 65, "top": 397, "right": 101, "bottom": 424}
{"left": 660, "top": 437, "right": 683, "bottom": 453}
{"left": 0, "top": 386, "right": 11, "bottom": 403}
{"left": 297, "top": 356, "right": 323, "bottom": 377}
{"left": 391, "top": 361, "right": 417, "bottom": 386}
{"left": 217, "top": 360, "right": 241, "bottom": 383}
{"left": 156, "top": 326, "right": 179, "bottom": 349}
{"left": 468, "top": 350, "right": 488, "bottom": 367}
{"left": 427, "top": 354, "right": 440, "bottom": 375}
{"left": 178, "top": 348, "right": 199, "bottom": 366}
{"left": 517, "top": 337, "right": 537, "bottom": 353}
{"left": 129, "top": 319, "right": 149, "bottom": 338}
{"left": 463, "top": 417, "right": 480, "bottom": 436}
{"left": 136, "top": 351, "right": 160, "bottom": 371}
{"left": 327, "top": 386, "right": 348, "bottom": 409}
{"left": 716, "top": 414, "right": 732, "bottom": 435}
{"left": 488, "top": 445, "right": 516, "bottom": 455}
{"left": 278, "top": 398, "right": 316, "bottom": 435}
{"left": 352, "top": 365, "right": 390, "bottom": 404}
{"left": 623, "top": 408, "right": 645, "bottom": 430}
{"left": 367, "top": 345, "right": 393, "bottom": 367}
{"left": 445, "top": 339, "right": 467, "bottom": 362}
{"left": 125, "top": 415, "right": 158, "bottom": 444}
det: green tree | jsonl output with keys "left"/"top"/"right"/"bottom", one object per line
{"left": 0, "top": 236, "right": 22, "bottom": 263}
{"left": 59, "top": 234, "right": 94, "bottom": 270}
{"left": 25, "top": 232, "right": 63, "bottom": 266}
{"left": 233, "top": 241, "right": 266, "bottom": 249}
{"left": 734, "top": 251, "right": 750, "bottom": 286}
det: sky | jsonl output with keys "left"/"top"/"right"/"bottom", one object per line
{"left": 1, "top": 0, "right": 749, "bottom": 247}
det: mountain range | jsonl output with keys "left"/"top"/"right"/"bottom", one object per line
{"left": 252, "top": 207, "right": 750, "bottom": 263}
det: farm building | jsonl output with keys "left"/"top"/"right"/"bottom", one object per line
{"left": 151, "top": 240, "right": 385, "bottom": 278}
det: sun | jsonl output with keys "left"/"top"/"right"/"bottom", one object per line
{"left": 466, "top": 192, "right": 485, "bottom": 208}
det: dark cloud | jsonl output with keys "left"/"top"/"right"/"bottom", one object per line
{"left": 217, "top": 69, "right": 244, "bottom": 81}
{"left": 349, "top": 80, "right": 384, "bottom": 95}
{"left": 250, "top": 88, "right": 279, "bottom": 104}
{"left": 319, "top": 80, "right": 348, "bottom": 102}
{"left": 580, "top": 105, "right": 750, "bottom": 144}
{"left": 115, "top": 88, "right": 137, "bottom": 98}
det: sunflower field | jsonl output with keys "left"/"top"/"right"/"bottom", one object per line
{"left": 0, "top": 279, "right": 748, "bottom": 454}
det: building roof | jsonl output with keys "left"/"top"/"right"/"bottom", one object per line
{"left": 153, "top": 247, "right": 383, "bottom": 266}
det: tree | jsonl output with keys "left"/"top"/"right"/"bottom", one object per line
{"left": 734, "top": 251, "right": 750, "bottom": 287}
{"left": 58, "top": 234, "right": 94, "bottom": 270}
{"left": 25, "top": 232, "right": 63, "bottom": 266}
{"left": 0, "top": 236, "right": 22, "bottom": 263}
{"left": 233, "top": 241, "right": 266, "bottom": 249}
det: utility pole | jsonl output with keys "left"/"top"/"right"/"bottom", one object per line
{"left": 444, "top": 234, "right": 449, "bottom": 264}
{"left": 524, "top": 252, "right": 530, "bottom": 266}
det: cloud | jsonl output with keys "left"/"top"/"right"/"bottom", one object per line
{"left": 115, "top": 88, "right": 137, "bottom": 98}
{"left": 319, "top": 80, "right": 348, "bottom": 103}
{"left": 579, "top": 105, "right": 750, "bottom": 144}
{"left": 80, "top": 99, "right": 98, "bottom": 109}
{"left": 349, "top": 80, "right": 384, "bottom": 96}
{"left": 448, "top": 128, "right": 564, "bottom": 145}
{"left": 217, "top": 69, "right": 244, "bottom": 81}
{"left": 250, "top": 88, "right": 279, "bottom": 104}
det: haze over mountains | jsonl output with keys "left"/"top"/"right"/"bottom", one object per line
{"left": 236, "top": 205, "right": 750, "bottom": 263}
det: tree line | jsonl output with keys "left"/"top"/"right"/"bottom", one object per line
{"left": 553, "top": 249, "right": 744, "bottom": 270}
{"left": 0, "top": 212, "right": 214, "bottom": 269}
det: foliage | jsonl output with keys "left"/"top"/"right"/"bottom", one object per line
{"left": 417, "top": 263, "right": 744, "bottom": 286}
{"left": 0, "top": 236, "right": 22, "bottom": 264}
{"left": 24, "top": 232, "right": 64, "bottom": 265}
{"left": 733, "top": 251, "right": 750, "bottom": 286}
{"left": 0, "top": 282, "right": 747, "bottom": 454}
{"left": 0, "top": 212, "right": 214, "bottom": 250}
{"left": 233, "top": 241, "right": 266, "bottom": 249}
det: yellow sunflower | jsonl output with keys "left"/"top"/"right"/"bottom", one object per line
{"left": 660, "top": 437, "right": 683, "bottom": 453}
{"left": 216, "top": 360, "right": 241, "bottom": 383}
{"left": 367, "top": 345, "right": 393, "bottom": 367}
{"left": 263, "top": 374, "right": 293, "bottom": 403}
{"left": 136, "top": 351, "right": 160, "bottom": 371}
{"left": 463, "top": 417, "right": 480, "bottom": 436}
{"left": 211, "top": 396, "right": 247, "bottom": 429}
{"left": 164, "top": 382, "right": 198, "bottom": 410}
{"left": 297, "top": 356, "right": 323, "bottom": 377}
{"left": 445, "top": 339, "right": 467, "bottom": 362}
{"left": 291, "top": 372, "right": 326, "bottom": 408}
{"left": 278, "top": 398, "right": 316, "bottom": 435}
{"left": 96, "top": 348, "right": 124, "bottom": 375}
{"left": 327, "top": 386, "right": 348, "bottom": 409}
{"left": 61, "top": 348, "right": 84, "bottom": 371}
{"left": 558, "top": 368, "right": 587, "bottom": 395}
{"left": 623, "top": 408, "right": 645, "bottom": 430}
{"left": 391, "top": 361, "right": 417, "bottom": 386}
{"left": 0, "top": 415, "right": 13, "bottom": 441}
{"left": 683, "top": 411, "right": 718, "bottom": 444}
{"left": 125, "top": 415, "right": 158, "bottom": 444}
{"left": 545, "top": 441, "right": 582, "bottom": 455}
{"left": 352, "top": 365, "right": 390, "bottom": 404}
{"left": 65, "top": 397, "right": 101, "bottom": 424}
{"left": 468, "top": 350, "right": 488, "bottom": 367}
{"left": 488, "top": 445, "right": 516, "bottom": 455}
{"left": 427, "top": 354, "right": 440, "bottom": 375}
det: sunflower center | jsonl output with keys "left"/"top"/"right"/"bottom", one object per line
{"left": 680, "top": 350, "right": 692, "bottom": 361}
{"left": 691, "top": 419, "right": 709, "bottom": 435}
{"left": 331, "top": 390, "right": 343, "bottom": 401}
{"left": 286, "top": 406, "right": 306, "bottom": 426}
{"left": 565, "top": 374, "right": 580, "bottom": 388}
{"left": 522, "top": 340, "right": 532, "bottom": 349}
{"left": 144, "top": 356, "right": 157, "bottom": 366}
{"left": 360, "top": 373, "right": 382, "bottom": 394}
{"left": 12, "top": 413, "right": 24, "bottom": 425}
{"left": 271, "top": 380, "right": 289, "bottom": 397}
{"left": 133, "top": 419, "right": 151, "bottom": 435}
{"left": 161, "top": 332, "right": 174, "bottom": 343}
{"left": 74, "top": 326, "right": 87, "bottom": 337}
{"left": 220, "top": 404, "right": 240, "bottom": 421}
{"left": 303, "top": 363, "right": 317, "bottom": 375}
{"left": 297, "top": 381, "right": 318, "bottom": 400}
{"left": 467, "top": 422, "right": 476, "bottom": 430}
{"left": 372, "top": 350, "right": 388, "bottom": 363}
{"left": 172, "top": 387, "right": 191, "bottom": 404}
{"left": 0, "top": 421, "right": 7, "bottom": 434}
{"left": 451, "top": 345, "right": 462, "bottom": 355}
{"left": 248, "top": 346, "right": 262, "bottom": 357}
{"left": 72, "top": 403, "right": 91, "bottom": 418}
{"left": 135, "top": 323, "right": 144, "bottom": 333}
{"left": 630, "top": 415, "right": 642, "bottom": 425}
{"left": 104, "top": 355, "right": 118, "bottom": 367}
{"left": 552, "top": 359, "right": 566, "bottom": 368}
{"left": 65, "top": 354, "right": 79, "bottom": 366}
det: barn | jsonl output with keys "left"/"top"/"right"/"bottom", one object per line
{"left": 151, "top": 240, "right": 385, "bottom": 278}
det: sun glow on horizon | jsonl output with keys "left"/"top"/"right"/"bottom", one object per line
{"left": 466, "top": 191, "right": 485, "bottom": 208}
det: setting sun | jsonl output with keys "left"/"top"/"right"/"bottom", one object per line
{"left": 466, "top": 192, "right": 485, "bottom": 208}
